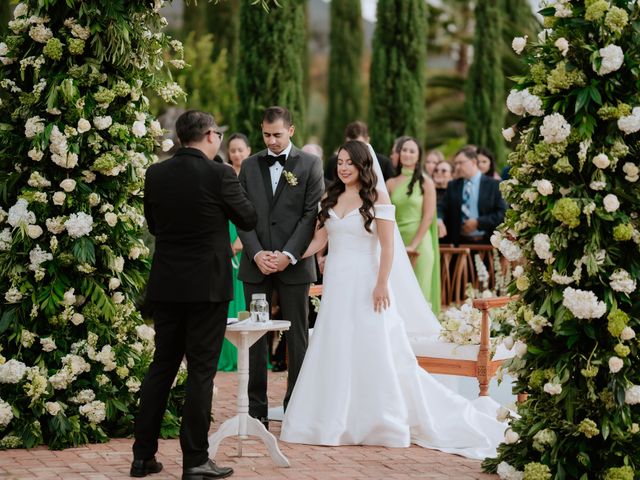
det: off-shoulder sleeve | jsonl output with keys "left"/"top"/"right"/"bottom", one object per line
{"left": 374, "top": 204, "right": 396, "bottom": 221}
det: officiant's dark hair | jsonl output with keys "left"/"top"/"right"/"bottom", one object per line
{"left": 318, "top": 141, "right": 378, "bottom": 233}
{"left": 262, "top": 106, "right": 293, "bottom": 127}
{"left": 176, "top": 110, "right": 217, "bottom": 145}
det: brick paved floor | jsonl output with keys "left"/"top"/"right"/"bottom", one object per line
{"left": 0, "top": 372, "right": 498, "bottom": 479}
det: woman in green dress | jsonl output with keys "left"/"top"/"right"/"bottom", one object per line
{"left": 386, "top": 137, "right": 441, "bottom": 314}
{"left": 217, "top": 133, "right": 252, "bottom": 371}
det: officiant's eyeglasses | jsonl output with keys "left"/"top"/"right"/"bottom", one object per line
{"left": 207, "top": 129, "right": 224, "bottom": 141}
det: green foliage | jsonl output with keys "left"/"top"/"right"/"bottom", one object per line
{"left": 323, "top": 0, "right": 363, "bottom": 158}
{"left": 236, "top": 0, "right": 307, "bottom": 149}
{"left": 369, "top": 0, "right": 427, "bottom": 154}
{"left": 0, "top": 0, "right": 185, "bottom": 449}
{"left": 465, "top": 0, "right": 506, "bottom": 164}
{"left": 484, "top": 1, "right": 640, "bottom": 477}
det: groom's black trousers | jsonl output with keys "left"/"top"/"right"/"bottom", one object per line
{"left": 133, "top": 301, "right": 228, "bottom": 468}
{"left": 244, "top": 277, "right": 310, "bottom": 419}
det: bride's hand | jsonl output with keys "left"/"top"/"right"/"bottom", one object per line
{"left": 372, "top": 283, "right": 390, "bottom": 313}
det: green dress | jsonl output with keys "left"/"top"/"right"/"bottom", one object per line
{"left": 390, "top": 175, "right": 441, "bottom": 315}
{"left": 217, "top": 221, "right": 243, "bottom": 371}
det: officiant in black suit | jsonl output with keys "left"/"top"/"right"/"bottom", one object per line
{"left": 132, "top": 110, "right": 256, "bottom": 480}
{"left": 437, "top": 145, "right": 506, "bottom": 245}
{"left": 237, "top": 106, "right": 324, "bottom": 428}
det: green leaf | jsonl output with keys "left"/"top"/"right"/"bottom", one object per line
{"left": 72, "top": 237, "right": 96, "bottom": 264}
{"left": 0, "top": 307, "right": 18, "bottom": 334}
{"left": 575, "top": 88, "right": 590, "bottom": 114}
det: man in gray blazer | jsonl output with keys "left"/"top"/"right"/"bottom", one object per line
{"left": 237, "top": 106, "right": 324, "bottom": 427}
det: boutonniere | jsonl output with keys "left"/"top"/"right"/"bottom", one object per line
{"left": 283, "top": 170, "right": 298, "bottom": 186}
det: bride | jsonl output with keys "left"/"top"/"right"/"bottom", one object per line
{"left": 280, "top": 141, "right": 505, "bottom": 459}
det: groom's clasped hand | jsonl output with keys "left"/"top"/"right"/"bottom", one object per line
{"left": 254, "top": 250, "right": 291, "bottom": 275}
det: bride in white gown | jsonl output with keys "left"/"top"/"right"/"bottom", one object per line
{"left": 280, "top": 141, "right": 505, "bottom": 460}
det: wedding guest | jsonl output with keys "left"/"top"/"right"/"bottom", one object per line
{"left": 325, "top": 121, "right": 395, "bottom": 185}
{"left": 386, "top": 137, "right": 440, "bottom": 314}
{"left": 438, "top": 145, "right": 506, "bottom": 245}
{"left": 477, "top": 146, "right": 501, "bottom": 180}
{"left": 302, "top": 143, "right": 323, "bottom": 161}
{"left": 390, "top": 135, "right": 411, "bottom": 170}
{"left": 424, "top": 149, "right": 444, "bottom": 177}
{"left": 433, "top": 159, "right": 453, "bottom": 207}
{"left": 218, "top": 133, "right": 252, "bottom": 373}
{"left": 133, "top": 110, "right": 256, "bottom": 480}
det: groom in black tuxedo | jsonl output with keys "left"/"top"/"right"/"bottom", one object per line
{"left": 237, "top": 106, "right": 324, "bottom": 426}
{"left": 132, "top": 111, "right": 256, "bottom": 479}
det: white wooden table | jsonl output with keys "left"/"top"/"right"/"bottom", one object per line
{"left": 208, "top": 320, "right": 291, "bottom": 467}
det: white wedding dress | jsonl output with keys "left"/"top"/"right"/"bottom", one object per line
{"left": 280, "top": 203, "right": 506, "bottom": 459}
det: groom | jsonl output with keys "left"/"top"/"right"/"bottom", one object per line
{"left": 237, "top": 106, "right": 324, "bottom": 427}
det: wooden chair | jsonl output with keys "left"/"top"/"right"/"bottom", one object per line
{"left": 439, "top": 246, "right": 474, "bottom": 307}
{"left": 412, "top": 296, "right": 516, "bottom": 397}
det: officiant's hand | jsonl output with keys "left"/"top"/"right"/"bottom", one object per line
{"left": 255, "top": 250, "right": 278, "bottom": 275}
{"left": 272, "top": 251, "right": 291, "bottom": 272}
{"left": 372, "top": 283, "right": 390, "bottom": 313}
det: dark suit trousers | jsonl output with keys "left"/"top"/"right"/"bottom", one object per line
{"left": 244, "top": 277, "right": 310, "bottom": 419}
{"left": 133, "top": 301, "right": 228, "bottom": 468}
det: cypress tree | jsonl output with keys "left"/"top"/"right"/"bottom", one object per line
{"left": 236, "top": 0, "right": 306, "bottom": 148}
{"left": 0, "top": 2, "right": 10, "bottom": 37}
{"left": 207, "top": 0, "right": 240, "bottom": 69}
{"left": 465, "top": 0, "right": 505, "bottom": 164}
{"left": 183, "top": 1, "right": 208, "bottom": 39}
{"left": 369, "top": 0, "right": 427, "bottom": 154}
{"left": 324, "top": 0, "right": 363, "bottom": 158}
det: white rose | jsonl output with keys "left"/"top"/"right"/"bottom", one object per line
{"left": 514, "top": 340, "right": 527, "bottom": 358}
{"left": 0, "top": 43, "right": 7, "bottom": 56}
{"left": 27, "top": 224, "right": 43, "bottom": 239}
{"left": 554, "top": 37, "right": 569, "bottom": 56}
{"left": 496, "top": 406, "right": 510, "bottom": 422}
{"left": 603, "top": 194, "right": 620, "bottom": 213}
{"left": 501, "top": 127, "right": 516, "bottom": 142}
{"left": 513, "top": 266, "right": 524, "bottom": 279}
{"left": 70, "top": 313, "right": 84, "bottom": 326}
{"left": 544, "top": 382, "right": 562, "bottom": 395}
{"left": 63, "top": 288, "right": 76, "bottom": 306}
{"left": 88, "top": 193, "right": 100, "bottom": 207}
{"left": 112, "top": 292, "right": 125, "bottom": 304}
{"left": 504, "top": 429, "right": 520, "bottom": 444}
{"left": 609, "top": 356, "right": 624, "bottom": 373}
{"left": 60, "top": 179, "right": 76, "bottom": 192}
{"left": 622, "top": 162, "right": 639, "bottom": 182}
{"left": 161, "top": 138, "right": 174, "bottom": 152}
{"left": 108, "top": 278, "right": 121, "bottom": 291}
{"left": 512, "top": 36, "right": 527, "bottom": 55}
{"left": 28, "top": 149, "right": 43, "bottom": 161}
{"left": 104, "top": 212, "right": 118, "bottom": 227}
{"left": 132, "top": 120, "right": 147, "bottom": 138}
{"left": 14, "top": 3, "right": 28, "bottom": 18}
{"left": 596, "top": 44, "right": 624, "bottom": 76}
{"left": 625, "top": 385, "right": 640, "bottom": 405}
{"left": 536, "top": 179, "right": 553, "bottom": 196}
{"left": 592, "top": 153, "right": 610, "bottom": 169}
{"left": 621, "top": 327, "right": 636, "bottom": 341}
{"left": 52, "top": 191, "right": 66, "bottom": 206}
{"left": 77, "top": 118, "right": 91, "bottom": 134}
{"left": 45, "top": 401, "right": 61, "bottom": 416}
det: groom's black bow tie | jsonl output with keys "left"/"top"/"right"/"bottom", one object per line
{"left": 265, "top": 154, "right": 287, "bottom": 167}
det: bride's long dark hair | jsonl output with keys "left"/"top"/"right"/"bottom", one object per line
{"left": 318, "top": 141, "right": 379, "bottom": 233}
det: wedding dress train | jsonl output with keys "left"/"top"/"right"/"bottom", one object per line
{"left": 280, "top": 204, "right": 505, "bottom": 460}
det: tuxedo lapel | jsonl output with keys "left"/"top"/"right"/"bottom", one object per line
{"left": 272, "top": 148, "right": 300, "bottom": 206}
{"left": 257, "top": 153, "right": 274, "bottom": 203}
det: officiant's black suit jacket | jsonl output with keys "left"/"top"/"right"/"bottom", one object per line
{"left": 237, "top": 146, "right": 324, "bottom": 285}
{"left": 144, "top": 147, "right": 257, "bottom": 302}
{"left": 437, "top": 176, "right": 507, "bottom": 245}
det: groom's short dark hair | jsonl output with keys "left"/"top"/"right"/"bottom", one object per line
{"left": 262, "top": 106, "right": 292, "bottom": 127}
{"left": 176, "top": 110, "right": 217, "bottom": 145}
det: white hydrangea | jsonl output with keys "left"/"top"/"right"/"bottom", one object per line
{"left": 135, "top": 324, "right": 155, "bottom": 342}
{"left": 544, "top": 382, "right": 563, "bottom": 395}
{"left": 4, "top": 287, "right": 23, "bottom": 304}
{"left": 603, "top": 194, "right": 620, "bottom": 213}
{"left": 506, "top": 89, "right": 544, "bottom": 116}
{"left": 79, "top": 400, "right": 106, "bottom": 424}
{"left": 512, "top": 36, "right": 527, "bottom": 55}
{"left": 14, "top": 3, "right": 28, "bottom": 18}
{"left": 497, "top": 461, "right": 524, "bottom": 480}
{"left": 24, "top": 116, "right": 45, "bottom": 138}
{"left": 126, "top": 377, "right": 141, "bottom": 393}
{"left": 622, "top": 162, "right": 639, "bottom": 182}
{"left": 540, "top": 113, "right": 571, "bottom": 143}
{"left": 148, "top": 120, "right": 163, "bottom": 137}
{"left": 112, "top": 292, "right": 125, "bottom": 304}
{"left": 618, "top": 107, "right": 640, "bottom": 134}
{"left": 95, "top": 345, "right": 116, "bottom": 371}
{"left": 64, "top": 212, "right": 93, "bottom": 238}
{"left": 45, "top": 402, "right": 62, "bottom": 416}
{"left": 533, "top": 233, "right": 554, "bottom": 263}
{"left": 0, "top": 359, "right": 28, "bottom": 383}
{"left": 61, "top": 354, "right": 90, "bottom": 376}
{"left": 69, "top": 389, "right": 95, "bottom": 404}
{"left": 27, "top": 171, "right": 51, "bottom": 188}
{"left": 162, "top": 138, "right": 174, "bottom": 152}
{"left": 40, "top": 337, "right": 57, "bottom": 352}
{"left": 0, "top": 229, "right": 10, "bottom": 252}
{"left": 609, "top": 356, "right": 624, "bottom": 373}
{"left": 625, "top": 385, "right": 640, "bottom": 405}
{"left": 93, "top": 115, "right": 113, "bottom": 130}
{"left": 595, "top": 45, "right": 624, "bottom": 76}
{"left": 113, "top": 256, "right": 125, "bottom": 273}
{"left": 45, "top": 217, "right": 66, "bottom": 234}
{"left": 132, "top": 120, "right": 147, "bottom": 138}
{"left": 592, "top": 153, "right": 610, "bottom": 169}
{"left": 28, "top": 23, "right": 52, "bottom": 43}
{"left": 29, "top": 245, "right": 52, "bottom": 272}
{"left": 0, "top": 398, "right": 13, "bottom": 428}
{"left": 555, "top": 37, "right": 569, "bottom": 56}
{"left": 562, "top": 287, "right": 606, "bottom": 319}
{"left": 8, "top": 199, "right": 35, "bottom": 228}
{"left": 108, "top": 278, "right": 121, "bottom": 291}
{"left": 610, "top": 269, "right": 636, "bottom": 294}
{"left": 498, "top": 238, "right": 522, "bottom": 262}
{"left": 554, "top": 0, "right": 572, "bottom": 17}
{"left": 21, "top": 329, "right": 36, "bottom": 348}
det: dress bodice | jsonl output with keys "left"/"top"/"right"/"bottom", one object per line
{"left": 325, "top": 204, "right": 396, "bottom": 257}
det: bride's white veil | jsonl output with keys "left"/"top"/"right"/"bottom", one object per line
{"left": 367, "top": 143, "right": 441, "bottom": 337}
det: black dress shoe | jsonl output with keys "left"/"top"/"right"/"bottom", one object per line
{"left": 130, "top": 457, "right": 163, "bottom": 477}
{"left": 182, "top": 459, "right": 233, "bottom": 479}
